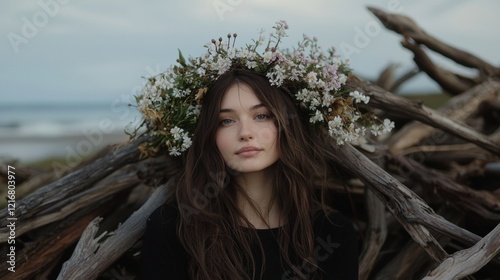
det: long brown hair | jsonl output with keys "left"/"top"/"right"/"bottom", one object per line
{"left": 175, "top": 68, "right": 332, "bottom": 279}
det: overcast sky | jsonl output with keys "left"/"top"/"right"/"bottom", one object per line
{"left": 1, "top": 0, "right": 499, "bottom": 105}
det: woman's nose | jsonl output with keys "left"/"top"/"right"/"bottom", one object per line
{"left": 239, "top": 119, "right": 255, "bottom": 140}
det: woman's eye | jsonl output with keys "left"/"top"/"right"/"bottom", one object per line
{"left": 219, "top": 119, "right": 233, "bottom": 126}
{"left": 256, "top": 114, "right": 269, "bottom": 120}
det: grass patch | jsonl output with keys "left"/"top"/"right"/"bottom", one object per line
{"left": 400, "top": 92, "right": 452, "bottom": 109}
{"left": 25, "top": 156, "right": 67, "bottom": 171}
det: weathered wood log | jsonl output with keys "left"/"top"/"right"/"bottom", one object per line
{"left": 327, "top": 142, "right": 500, "bottom": 278}
{"left": 359, "top": 188, "right": 387, "bottom": 280}
{"left": 375, "top": 241, "right": 434, "bottom": 280}
{"left": 375, "top": 63, "right": 399, "bottom": 91}
{"left": 374, "top": 207, "right": 465, "bottom": 279}
{"left": 423, "top": 222, "right": 500, "bottom": 279}
{"left": 0, "top": 165, "right": 140, "bottom": 243}
{"left": 400, "top": 38, "right": 475, "bottom": 95}
{"left": 367, "top": 7, "right": 500, "bottom": 79}
{"left": 10, "top": 146, "right": 116, "bottom": 202}
{"left": 399, "top": 143, "right": 488, "bottom": 163}
{"left": 389, "top": 154, "right": 500, "bottom": 221}
{"left": 57, "top": 182, "right": 169, "bottom": 279}
{"left": 0, "top": 190, "right": 127, "bottom": 279}
{"left": 385, "top": 80, "right": 500, "bottom": 153}
{"left": 0, "top": 136, "right": 147, "bottom": 242}
{"left": 326, "top": 142, "right": 483, "bottom": 247}
{"left": 346, "top": 75, "right": 500, "bottom": 157}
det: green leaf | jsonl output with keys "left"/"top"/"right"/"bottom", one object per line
{"left": 177, "top": 49, "right": 187, "bottom": 67}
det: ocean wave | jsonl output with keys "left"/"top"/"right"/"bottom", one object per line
{"left": 0, "top": 102, "right": 142, "bottom": 139}
{"left": 0, "top": 119, "right": 139, "bottom": 139}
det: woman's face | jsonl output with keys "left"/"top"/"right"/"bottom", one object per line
{"left": 215, "top": 83, "right": 279, "bottom": 173}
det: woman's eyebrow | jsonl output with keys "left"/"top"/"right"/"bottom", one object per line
{"left": 219, "top": 103, "right": 265, "bottom": 113}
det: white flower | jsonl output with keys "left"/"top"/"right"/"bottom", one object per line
{"left": 329, "top": 116, "right": 343, "bottom": 129}
{"left": 212, "top": 57, "right": 232, "bottom": 74}
{"left": 349, "top": 91, "right": 370, "bottom": 104}
{"left": 207, "top": 41, "right": 217, "bottom": 53}
{"left": 305, "top": 71, "right": 318, "bottom": 87}
{"left": 274, "top": 20, "right": 288, "bottom": 37}
{"left": 170, "top": 126, "right": 184, "bottom": 140}
{"left": 267, "top": 65, "right": 286, "bottom": 86}
{"left": 247, "top": 51, "right": 257, "bottom": 59}
{"left": 227, "top": 48, "right": 236, "bottom": 59}
{"left": 309, "top": 110, "right": 324, "bottom": 123}
{"left": 272, "top": 50, "right": 284, "bottom": 62}
{"left": 321, "top": 92, "right": 334, "bottom": 107}
{"left": 172, "top": 89, "right": 183, "bottom": 98}
{"left": 355, "top": 127, "right": 366, "bottom": 136}
{"left": 263, "top": 51, "right": 273, "bottom": 63}
{"left": 309, "top": 97, "right": 321, "bottom": 110}
{"left": 196, "top": 67, "right": 206, "bottom": 76}
{"left": 370, "top": 124, "right": 382, "bottom": 136}
{"left": 295, "top": 89, "right": 309, "bottom": 103}
{"left": 246, "top": 60, "right": 258, "bottom": 69}
{"left": 382, "top": 119, "right": 395, "bottom": 133}
{"left": 169, "top": 146, "right": 181, "bottom": 156}
{"left": 181, "top": 134, "right": 192, "bottom": 150}
{"left": 239, "top": 49, "right": 249, "bottom": 58}
{"left": 338, "top": 74, "right": 347, "bottom": 85}
{"left": 187, "top": 104, "right": 202, "bottom": 117}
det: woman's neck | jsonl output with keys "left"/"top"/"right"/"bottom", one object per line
{"left": 234, "top": 168, "right": 284, "bottom": 229}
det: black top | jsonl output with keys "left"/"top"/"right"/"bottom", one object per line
{"left": 142, "top": 205, "right": 359, "bottom": 279}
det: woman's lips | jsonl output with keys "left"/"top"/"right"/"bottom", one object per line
{"left": 236, "top": 146, "right": 262, "bottom": 157}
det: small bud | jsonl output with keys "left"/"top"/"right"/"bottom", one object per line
{"left": 218, "top": 37, "right": 223, "bottom": 42}
{"left": 227, "top": 33, "right": 231, "bottom": 38}
{"left": 211, "top": 39, "right": 216, "bottom": 44}
{"left": 233, "top": 33, "right": 237, "bottom": 38}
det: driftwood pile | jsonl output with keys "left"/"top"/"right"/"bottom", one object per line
{"left": 1, "top": 7, "right": 499, "bottom": 280}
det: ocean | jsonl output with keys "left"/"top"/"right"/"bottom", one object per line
{"left": 0, "top": 102, "right": 142, "bottom": 164}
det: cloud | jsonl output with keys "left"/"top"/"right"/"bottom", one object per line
{"left": 2, "top": 0, "right": 499, "bottom": 105}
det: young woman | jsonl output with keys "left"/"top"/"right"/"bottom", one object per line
{"left": 141, "top": 68, "right": 359, "bottom": 279}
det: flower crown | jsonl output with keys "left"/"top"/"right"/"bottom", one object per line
{"left": 133, "top": 20, "right": 394, "bottom": 157}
